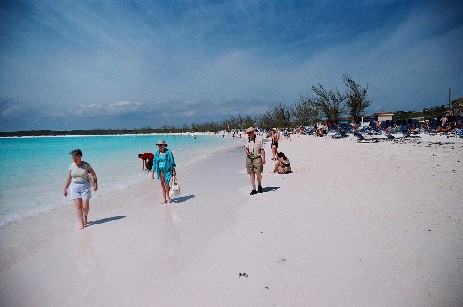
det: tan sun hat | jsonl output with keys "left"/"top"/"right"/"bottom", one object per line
{"left": 246, "top": 127, "right": 255, "bottom": 133}
{"left": 156, "top": 140, "right": 168, "bottom": 146}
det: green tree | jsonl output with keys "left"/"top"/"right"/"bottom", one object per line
{"left": 311, "top": 84, "right": 346, "bottom": 122}
{"left": 293, "top": 94, "right": 321, "bottom": 126}
{"left": 221, "top": 115, "right": 256, "bottom": 131}
{"left": 344, "top": 75, "right": 371, "bottom": 124}
{"left": 241, "top": 115, "right": 256, "bottom": 129}
{"left": 258, "top": 103, "right": 292, "bottom": 129}
{"left": 423, "top": 105, "right": 447, "bottom": 118}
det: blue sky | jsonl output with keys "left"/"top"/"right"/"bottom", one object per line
{"left": 1, "top": 0, "right": 462, "bottom": 131}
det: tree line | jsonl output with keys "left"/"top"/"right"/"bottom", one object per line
{"left": 190, "top": 75, "right": 372, "bottom": 131}
{"left": 188, "top": 75, "right": 451, "bottom": 132}
{"left": 0, "top": 75, "right": 452, "bottom": 136}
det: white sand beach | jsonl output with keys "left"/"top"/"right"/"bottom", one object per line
{"left": 1, "top": 133, "right": 462, "bottom": 306}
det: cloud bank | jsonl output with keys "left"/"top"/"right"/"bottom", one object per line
{"left": 1, "top": 0, "right": 462, "bottom": 131}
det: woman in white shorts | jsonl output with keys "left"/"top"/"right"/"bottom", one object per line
{"left": 64, "top": 149, "right": 98, "bottom": 229}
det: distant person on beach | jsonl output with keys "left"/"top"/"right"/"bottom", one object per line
{"left": 269, "top": 129, "right": 280, "bottom": 160}
{"left": 423, "top": 119, "right": 430, "bottom": 130}
{"left": 138, "top": 152, "right": 154, "bottom": 171}
{"left": 244, "top": 127, "right": 266, "bottom": 195}
{"left": 436, "top": 116, "right": 452, "bottom": 133}
{"left": 151, "top": 140, "right": 176, "bottom": 204}
{"left": 273, "top": 152, "right": 292, "bottom": 174}
{"left": 63, "top": 149, "right": 98, "bottom": 229}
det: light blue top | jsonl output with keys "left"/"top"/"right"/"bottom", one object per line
{"left": 158, "top": 154, "right": 166, "bottom": 171}
{"left": 152, "top": 149, "right": 176, "bottom": 184}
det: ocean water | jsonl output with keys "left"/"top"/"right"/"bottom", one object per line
{"left": 0, "top": 134, "right": 239, "bottom": 228}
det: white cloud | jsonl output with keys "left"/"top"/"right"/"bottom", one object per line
{"left": 1, "top": 0, "right": 462, "bottom": 131}
{"left": 73, "top": 100, "right": 145, "bottom": 117}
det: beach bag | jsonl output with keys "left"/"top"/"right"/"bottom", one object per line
{"left": 170, "top": 176, "right": 181, "bottom": 198}
{"left": 88, "top": 172, "right": 95, "bottom": 187}
{"left": 83, "top": 163, "right": 95, "bottom": 187}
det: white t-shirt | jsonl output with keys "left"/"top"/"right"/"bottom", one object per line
{"left": 244, "top": 136, "right": 264, "bottom": 158}
{"left": 68, "top": 161, "right": 91, "bottom": 182}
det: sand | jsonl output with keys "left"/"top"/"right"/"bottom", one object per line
{"left": 0, "top": 133, "right": 462, "bottom": 306}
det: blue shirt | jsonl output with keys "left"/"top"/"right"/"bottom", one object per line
{"left": 152, "top": 149, "right": 176, "bottom": 184}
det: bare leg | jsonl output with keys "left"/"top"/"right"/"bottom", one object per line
{"left": 164, "top": 182, "right": 171, "bottom": 203}
{"left": 256, "top": 172, "right": 262, "bottom": 186}
{"left": 82, "top": 199, "right": 90, "bottom": 225}
{"left": 74, "top": 199, "right": 85, "bottom": 229}
{"left": 160, "top": 172, "right": 168, "bottom": 203}
{"left": 272, "top": 145, "right": 277, "bottom": 160}
{"left": 249, "top": 173, "right": 256, "bottom": 190}
{"left": 256, "top": 172, "right": 262, "bottom": 190}
{"left": 273, "top": 162, "right": 279, "bottom": 173}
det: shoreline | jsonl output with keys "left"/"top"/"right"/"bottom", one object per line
{"left": 0, "top": 134, "right": 241, "bottom": 229}
{"left": 0, "top": 131, "right": 227, "bottom": 139}
{"left": 1, "top": 134, "right": 462, "bottom": 306}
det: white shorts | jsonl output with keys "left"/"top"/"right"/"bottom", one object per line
{"left": 69, "top": 181, "right": 91, "bottom": 200}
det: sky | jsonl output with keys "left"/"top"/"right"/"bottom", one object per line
{"left": 1, "top": 0, "right": 462, "bottom": 131}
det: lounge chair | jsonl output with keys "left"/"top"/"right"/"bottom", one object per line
{"left": 332, "top": 132, "right": 342, "bottom": 139}
{"left": 354, "top": 131, "right": 379, "bottom": 143}
{"left": 332, "top": 130, "right": 348, "bottom": 139}
{"left": 402, "top": 131, "right": 421, "bottom": 139}
{"left": 384, "top": 133, "right": 398, "bottom": 140}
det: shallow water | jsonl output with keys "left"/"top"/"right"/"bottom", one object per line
{"left": 0, "top": 134, "right": 238, "bottom": 228}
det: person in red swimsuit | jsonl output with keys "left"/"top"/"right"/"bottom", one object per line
{"left": 138, "top": 153, "right": 154, "bottom": 171}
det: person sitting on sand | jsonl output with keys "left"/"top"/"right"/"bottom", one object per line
{"left": 423, "top": 119, "right": 430, "bottom": 130}
{"left": 316, "top": 125, "right": 327, "bottom": 137}
{"left": 273, "top": 152, "right": 292, "bottom": 174}
{"left": 436, "top": 116, "right": 452, "bottom": 133}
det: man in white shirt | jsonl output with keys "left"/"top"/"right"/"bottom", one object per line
{"left": 243, "top": 127, "right": 266, "bottom": 195}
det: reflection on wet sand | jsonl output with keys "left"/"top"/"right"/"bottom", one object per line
{"left": 77, "top": 231, "right": 101, "bottom": 303}
{"left": 163, "top": 205, "right": 182, "bottom": 265}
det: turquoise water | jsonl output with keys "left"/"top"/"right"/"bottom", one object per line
{"left": 0, "top": 134, "right": 238, "bottom": 228}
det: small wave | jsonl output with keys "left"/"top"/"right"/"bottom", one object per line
{"left": 0, "top": 197, "right": 69, "bottom": 229}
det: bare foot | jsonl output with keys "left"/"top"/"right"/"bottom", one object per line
{"left": 161, "top": 200, "right": 167, "bottom": 204}
{"left": 79, "top": 224, "right": 84, "bottom": 229}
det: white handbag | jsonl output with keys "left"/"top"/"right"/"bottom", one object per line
{"left": 170, "top": 176, "right": 181, "bottom": 197}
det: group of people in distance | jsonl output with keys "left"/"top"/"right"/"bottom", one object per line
{"left": 64, "top": 127, "right": 292, "bottom": 229}
{"left": 435, "top": 116, "right": 463, "bottom": 133}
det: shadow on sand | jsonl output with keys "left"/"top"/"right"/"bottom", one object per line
{"left": 261, "top": 186, "right": 280, "bottom": 193}
{"left": 172, "top": 195, "right": 195, "bottom": 204}
{"left": 87, "top": 216, "right": 126, "bottom": 226}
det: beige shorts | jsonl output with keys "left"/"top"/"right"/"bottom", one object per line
{"left": 246, "top": 156, "right": 263, "bottom": 174}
